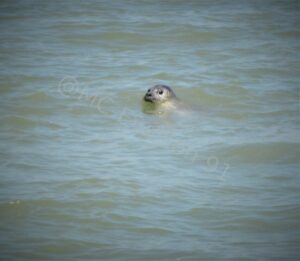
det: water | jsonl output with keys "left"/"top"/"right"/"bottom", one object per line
{"left": 0, "top": 0, "right": 299, "bottom": 260}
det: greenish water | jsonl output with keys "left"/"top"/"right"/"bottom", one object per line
{"left": 0, "top": 0, "right": 299, "bottom": 260}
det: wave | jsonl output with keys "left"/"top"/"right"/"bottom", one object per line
{"left": 22, "top": 91, "right": 54, "bottom": 102}
{"left": 0, "top": 115, "right": 63, "bottom": 130}
{"left": 208, "top": 142, "right": 300, "bottom": 165}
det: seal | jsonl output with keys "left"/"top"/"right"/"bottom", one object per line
{"left": 143, "top": 85, "right": 177, "bottom": 104}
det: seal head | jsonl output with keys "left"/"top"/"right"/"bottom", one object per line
{"left": 144, "top": 85, "right": 177, "bottom": 104}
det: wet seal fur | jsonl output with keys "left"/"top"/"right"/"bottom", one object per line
{"left": 144, "top": 85, "right": 177, "bottom": 104}
{"left": 143, "top": 85, "right": 179, "bottom": 114}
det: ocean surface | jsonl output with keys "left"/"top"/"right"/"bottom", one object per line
{"left": 0, "top": 1, "right": 299, "bottom": 260}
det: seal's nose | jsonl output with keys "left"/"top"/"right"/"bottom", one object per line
{"left": 144, "top": 92, "right": 153, "bottom": 102}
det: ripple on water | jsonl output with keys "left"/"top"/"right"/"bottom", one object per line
{"left": 0, "top": 115, "right": 63, "bottom": 130}
{"left": 0, "top": 115, "right": 37, "bottom": 128}
{"left": 22, "top": 91, "right": 54, "bottom": 102}
{"left": 207, "top": 142, "right": 300, "bottom": 165}
{"left": 0, "top": 1, "right": 299, "bottom": 260}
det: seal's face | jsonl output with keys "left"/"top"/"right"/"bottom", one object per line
{"left": 144, "top": 85, "right": 176, "bottom": 104}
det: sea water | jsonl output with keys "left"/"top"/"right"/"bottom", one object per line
{"left": 0, "top": 1, "right": 299, "bottom": 260}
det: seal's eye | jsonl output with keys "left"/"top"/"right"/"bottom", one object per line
{"left": 158, "top": 90, "right": 164, "bottom": 95}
